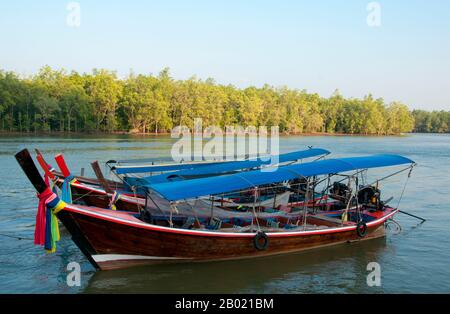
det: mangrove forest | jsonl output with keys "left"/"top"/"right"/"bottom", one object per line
{"left": 0, "top": 66, "right": 448, "bottom": 135}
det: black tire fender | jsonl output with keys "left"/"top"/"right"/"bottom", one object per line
{"left": 356, "top": 221, "right": 368, "bottom": 237}
{"left": 253, "top": 231, "right": 269, "bottom": 250}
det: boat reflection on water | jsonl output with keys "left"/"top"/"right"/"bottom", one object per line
{"left": 83, "top": 237, "right": 388, "bottom": 294}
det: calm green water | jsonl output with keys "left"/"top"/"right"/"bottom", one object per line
{"left": 0, "top": 133, "right": 449, "bottom": 293}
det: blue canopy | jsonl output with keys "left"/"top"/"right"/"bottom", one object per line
{"left": 131, "top": 148, "right": 330, "bottom": 184}
{"left": 148, "top": 154, "right": 414, "bottom": 201}
{"left": 113, "top": 160, "right": 228, "bottom": 175}
{"left": 115, "top": 147, "right": 329, "bottom": 176}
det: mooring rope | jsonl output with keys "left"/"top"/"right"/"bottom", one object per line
{"left": 386, "top": 218, "right": 402, "bottom": 234}
{"left": 0, "top": 232, "right": 33, "bottom": 241}
{"left": 396, "top": 167, "right": 413, "bottom": 211}
{"left": 71, "top": 189, "right": 96, "bottom": 203}
{"left": 252, "top": 188, "right": 261, "bottom": 232}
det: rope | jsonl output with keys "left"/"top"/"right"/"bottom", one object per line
{"left": 386, "top": 218, "right": 402, "bottom": 234}
{"left": 341, "top": 177, "right": 354, "bottom": 225}
{"left": 303, "top": 179, "right": 310, "bottom": 229}
{"left": 71, "top": 189, "right": 96, "bottom": 203}
{"left": 395, "top": 167, "right": 413, "bottom": 211}
{"left": 316, "top": 175, "right": 330, "bottom": 211}
{"left": 131, "top": 185, "right": 144, "bottom": 212}
{"left": 252, "top": 188, "right": 261, "bottom": 232}
{"left": 0, "top": 232, "right": 33, "bottom": 241}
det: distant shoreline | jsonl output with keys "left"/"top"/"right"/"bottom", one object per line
{"left": 0, "top": 130, "right": 432, "bottom": 137}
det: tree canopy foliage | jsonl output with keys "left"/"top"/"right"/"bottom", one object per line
{"left": 0, "top": 66, "right": 429, "bottom": 135}
{"left": 412, "top": 110, "right": 450, "bottom": 133}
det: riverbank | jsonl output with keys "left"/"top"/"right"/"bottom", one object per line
{"left": 0, "top": 130, "right": 419, "bottom": 137}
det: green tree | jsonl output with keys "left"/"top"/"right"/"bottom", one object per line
{"left": 84, "top": 69, "right": 122, "bottom": 132}
{"left": 386, "top": 102, "right": 414, "bottom": 134}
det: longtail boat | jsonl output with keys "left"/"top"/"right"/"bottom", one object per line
{"left": 16, "top": 149, "right": 415, "bottom": 270}
{"left": 35, "top": 148, "right": 331, "bottom": 212}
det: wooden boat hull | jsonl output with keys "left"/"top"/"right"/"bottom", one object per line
{"left": 57, "top": 204, "right": 394, "bottom": 270}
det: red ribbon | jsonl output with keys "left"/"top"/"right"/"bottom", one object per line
{"left": 34, "top": 175, "right": 53, "bottom": 246}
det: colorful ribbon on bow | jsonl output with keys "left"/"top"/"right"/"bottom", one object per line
{"left": 44, "top": 194, "right": 65, "bottom": 253}
{"left": 108, "top": 191, "right": 121, "bottom": 211}
{"left": 35, "top": 174, "right": 66, "bottom": 253}
{"left": 61, "top": 174, "right": 76, "bottom": 204}
{"left": 35, "top": 188, "right": 53, "bottom": 246}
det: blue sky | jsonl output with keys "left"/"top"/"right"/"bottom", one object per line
{"left": 1, "top": 0, "right": 449, "bottom": 110}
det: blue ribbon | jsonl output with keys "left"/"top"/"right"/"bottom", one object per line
{"left": 62, "top": 174, "right": 75, "bottom": 204}
{"left": 44, "top": 202, "right": 53, "bottom": 251}
{"left": 44, "top": 196, "right": 64, "bottom": 253}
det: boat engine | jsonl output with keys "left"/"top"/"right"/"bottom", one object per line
{"left": 330, "top": 182, "right": 350, "bottom": 202}
{"left": 357, "top": 186, "right": 382, "bottom": 210}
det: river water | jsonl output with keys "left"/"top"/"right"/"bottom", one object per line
{"left": 0, "top": 133, "right": 449, "bottom": 293}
